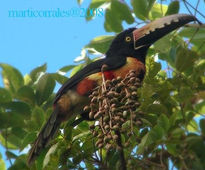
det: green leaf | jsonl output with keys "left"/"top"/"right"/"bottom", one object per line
{"left": 1, "top": 101, "right": 31, "bottom": 118}
{"left": 86, "top": 35, "right": 114, "bottom": 53}
{"left": 0, "top": 111, "right": 25, "bottom": 129}
{"left": 31, "top": 106, "right": 45, "bottom": 129}
{"left": 72, "top": 131, "right": 90, "bottom": 142}
{"left": 157, "top": 114, "right": 170, "bottom": 132}
{"left": 165, "top": 1, "right": 179, "bottom": 16}
{"left": 30, "top": 63, "right": 47, "bottom": 82}
{"left": 43, "top": 143, "right": 58, "bottom": 168}
{"left": 131, "top": 0, "right": 150, "bottom": 20}
{"left": 179, "top": 28, "right": 205, "bottom": 40}
{"left": 0, "top": 63, "right": 24, "bottom": 92}
{"left": 104, "top": 9, "right": 123, "bottom": 33}
{"left": 149, "top": 3, "right": 168, "bottom": 20}
{"left": 70, "top": 64, "right": 85, "bottom": 77}
{"left": 111, "top": 1, "right": 134, "bottom": 24}
{"left": 0, "top": 88, "right": 12, "bottom": 103}
{"left": 59, "top": 65, "right": 75, "bottom": 73}
{"left": 50, "top": 73, "right": 68, "bottom": 85}
{"left": 146, "top": 104, "right": 167, "bottom": 115}
{"left": 200, "top": 119, "right": 205, "bottom": 135}
{"left": 36, "top": 73, "right": 55, "bottom": 105}
{"left": 20, "top": 132, "right": 37, "bottom": 151}
{"left": 187, "top": 120, "right": 199, "bottom": 132}
{"left": 146, "top": 57, "right": 161, "bottom": 78}
{"left": 16, "top": 86, "right": 35, "bottom": 105}
{"left": 175, "top": 47, "right": 197, "bottom": 72}
{"left": 137, "top": 125, "right": 164, "bottom": 154}
{"left": 166, "top": 143, "right": 177, "bottom": 156}
{"left": 0, "top": 153, "right": 6, "bottom": 170}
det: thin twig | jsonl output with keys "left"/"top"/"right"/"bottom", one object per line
{"left": 194, "top": 0, "right": 200, "bottom": 16}
{"left": 183, "top": 0, "right": 205, "bottom": 19}
{"left": 183, "top": 0, "right": 193, "bottom": 16}
{"left": 185, "top": 24, "right": 205, "bottom": 28}
{"left": 116, "top": 130, "right": 127, "bottom": 170}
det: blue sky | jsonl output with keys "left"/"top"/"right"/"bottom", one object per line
{"left": 0, "top": 0, "right": 204, "bottom": 169}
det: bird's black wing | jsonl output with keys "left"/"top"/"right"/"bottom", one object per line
{"left": 54, "top": 56, "right": 126, "bottom": 104}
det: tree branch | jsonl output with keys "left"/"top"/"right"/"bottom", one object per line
{"left": 185, "top": 23, "right": 205, "bottom": 28}
{"left": 116, "top": 131, "right": 127, "bottom": 170}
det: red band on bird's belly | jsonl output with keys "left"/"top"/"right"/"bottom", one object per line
{"left": 103, "top": 71, "right": 115, "bottom": 80}
{"left": 76, "top": 78, "right": 97, "bottom": 96}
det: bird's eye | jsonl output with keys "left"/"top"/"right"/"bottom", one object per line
{"left": 125, "top": 36, "right": 131, "bottom": 42}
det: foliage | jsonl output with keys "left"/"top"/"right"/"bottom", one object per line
{"left": 0, "top": 0, "right": 205, "bottom": 169}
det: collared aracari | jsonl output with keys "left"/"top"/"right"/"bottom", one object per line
{"left": 28, "top": 14, "right": 199, "bottom": 164}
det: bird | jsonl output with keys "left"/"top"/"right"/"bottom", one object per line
{"left": 27, "top": 14, "right": 199, "bottom": 165}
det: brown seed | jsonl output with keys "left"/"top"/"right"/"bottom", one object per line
{"left": 104, "top": 125, "right": 110, "bottom": 131}
{"left": 113, "top": 135, "right": 118, "bottom": 140}
{"left": 104, "top": 136, "right": 110, "bottom": 143}
{"left": 92, "top": 91, "right": 98, "bottom": 96}
{"left": 132, "top": 114, "right": 137, "bottom": 120}
{"left": 117, "top": 76, "right": 122, "bottom": 81}
{"left": 135, "top": 102, "right": 140, "bottom": 107}
{"left": 120, "top": 118, "right": 125, "bottom": 123}
{"left": 83, "top": 106, "right": 91, "bottom": 112}
{"left": 98, "top": 143, "right": 104, "bottom": 148}
{"left": 124, "top": 142, "right": 130, "bottom": 147}
{"left": 105, "top": 144, "right": 112, "bottom": 150}
{"left": 112, "top": 125, "right": 119, "bottom": 131}
{"left": 123, "top": 111, "right": 128, "bottom": 118}
{"left": 134, "top": 82, "right": 141, "bottom": 87}
{"left": 94, "top": 111, "right": 104, "bottom": 119}
{"left": 92, "top": 131, "right": 98, "bottom": 137}
{"left": 107, "top": 134, "right": 112, "bottom": 140}
{"left": 131, "top": 91, "right": 138, "bottom": 96}
{"left": 95, "top": 139, "right": 103, "bottom": 146}
{"left": 110, "top": 98, "right": 118, "bottom": 104}
{"left": 91, "top": 97, "right": 98, "bottom": 103}
{"left": 129, "top": 86, "right": 138, "bottom": 91}
{"left": 90, "top": 124, "right": 95, "bottom": 129}
{"left": 97, "top": 133, "right": 103, "bottom": 138}
{"left": 89, "top": 112, "right": 94, "bottom": 119}
{"left": 114, "top": 116, "right": 120, "bottom": 122}
{"left": 117, "top": 112, "right": 123, "bottom": 117}
{"left": 107, "top": 91, "right": 115, "bottom": 98}
{"left": 128, "top": 77, "right": 136, "bottom": 84}
{"left": 111, "top": 107, "right": 116, "bottom": 113}
{"left": 129, "top": 72, "right": 136, "bottom": 78}
{"left": 105, "top": 80, "right": 111, "bottom": 86}
{"left": 112, "top": 79, "right": 118, "bottom": 84}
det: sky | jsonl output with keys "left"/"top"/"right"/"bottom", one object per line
{"left": 0, "top": 0, "right": 204, "bottom": 169}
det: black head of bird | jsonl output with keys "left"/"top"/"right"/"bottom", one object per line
{"left": 106, "top": 14, "right": 199, "bottom": 63}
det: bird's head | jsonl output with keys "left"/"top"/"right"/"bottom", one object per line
{"left": 106, "top": 14, "right": 199, "bottom": 62}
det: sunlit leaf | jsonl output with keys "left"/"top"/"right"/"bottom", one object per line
{"left": 30, "top": 63, "right": 47, "bottom": 82}
{"left": 0, "top": 63, "right": 24, "bottom": 92}
{"left": 165, "top": 1, "right": 179, "bottom": 16}
{"left": 0, "top": 153, "right": 6, "bottom": 170}
{"left": 36, "top": 73, "right": 55, "bottom": 105}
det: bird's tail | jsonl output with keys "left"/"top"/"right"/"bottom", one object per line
{"left": 27, "top": 108, "right": 61, "bottom": 165}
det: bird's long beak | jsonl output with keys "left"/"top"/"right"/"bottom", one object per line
{"left": 133, "top": 14, "right": 200, "bottom": 50}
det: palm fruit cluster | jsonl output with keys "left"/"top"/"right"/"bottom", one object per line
{"left": 85, "top": 69, "right": 143, "bottom": 150}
